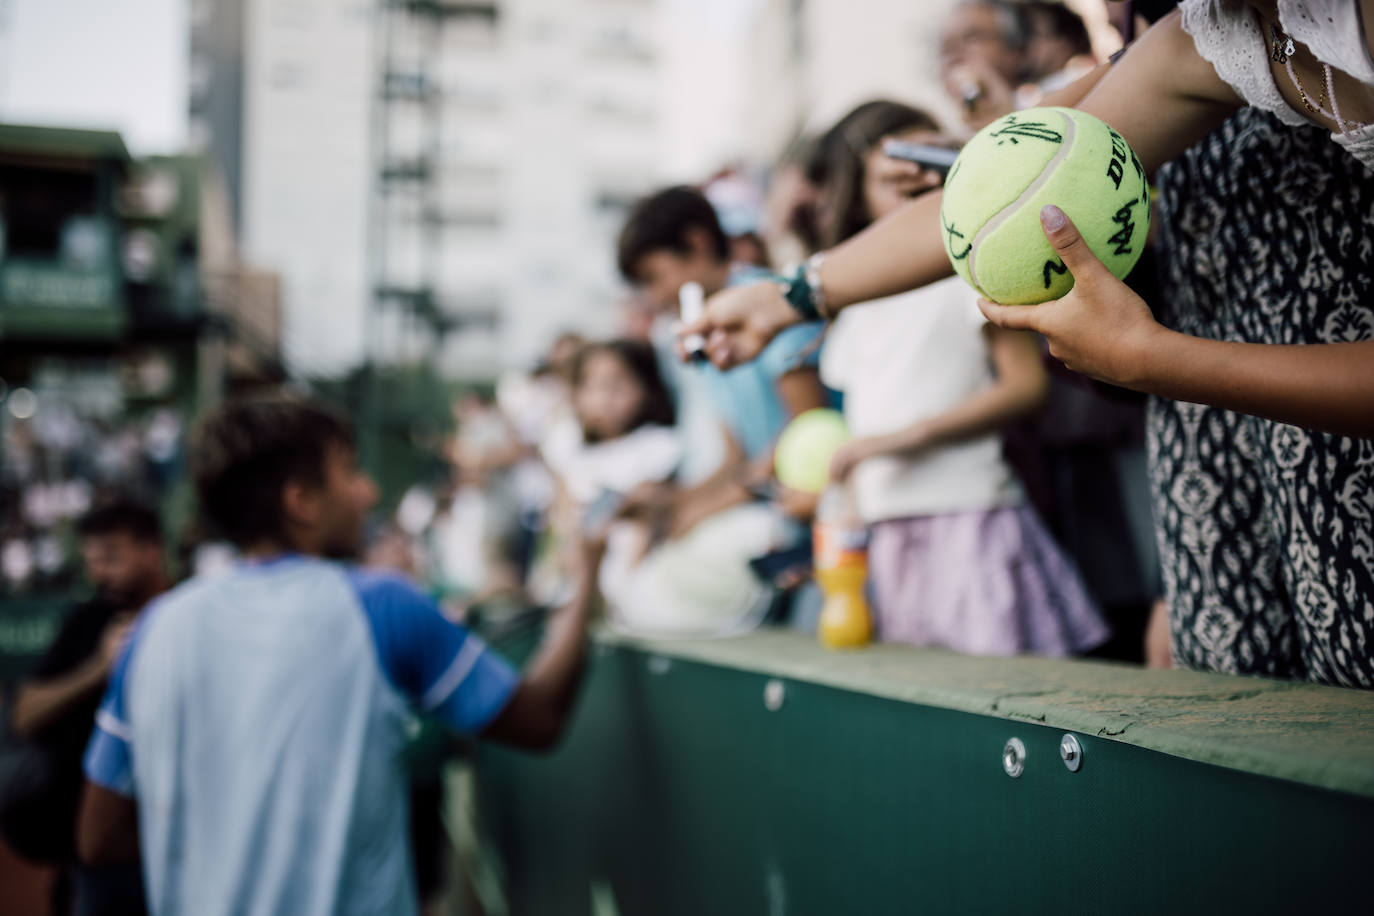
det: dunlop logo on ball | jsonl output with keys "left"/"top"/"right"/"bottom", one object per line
{"left": 939, "top": 107, "right": 1150, "bottom": 305}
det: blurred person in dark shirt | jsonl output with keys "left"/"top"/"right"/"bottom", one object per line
{"left": 10, "top": 501, "right": 166, "bottom": 915}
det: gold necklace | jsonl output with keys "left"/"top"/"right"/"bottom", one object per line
{"left": 1290, "top": 62, "right": 1330, "bottom": 117}
{"left": 1270, "top": 24, "right": 1335, "bottom": 123}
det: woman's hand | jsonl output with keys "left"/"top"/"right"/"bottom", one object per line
{"left": 870, "top": 152, "right": 945, "bottom": 202}
{"left": 679, "top": 280, "right": 800, "bottom": 370}
{"left": 947, "top": 57, "right": 1017, "bottom": 130}
{"left": 978, "top": 205, "right": 1166, "bottom": 388}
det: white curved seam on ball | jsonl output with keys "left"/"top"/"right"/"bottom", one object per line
{"left": 968, "top": 109, "right": 1077, "bottom": 299}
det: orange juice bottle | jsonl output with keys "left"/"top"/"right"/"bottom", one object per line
{"left": 813, "top": 486, "right": 871, "bottom": 649}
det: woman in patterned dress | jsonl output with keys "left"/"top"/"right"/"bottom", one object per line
{"left": 1149, "top": 104, "right": 1374, "bottom": 686}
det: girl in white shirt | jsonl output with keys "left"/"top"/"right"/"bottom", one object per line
{"left": 543, "top": 340, "right": 680, "bottom": 510}
{"left": 540, "top": 340, "right": 681, "bottom": 600}
{"left": 819, "top": 101, "right": 1108, "bottom": 656}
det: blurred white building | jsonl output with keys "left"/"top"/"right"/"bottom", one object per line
{"left": 188, "top": 0, "right": 1054, "bottom": 378}
{"left": 741, "top": 0, "right": 963, "bottom": 166}
{"left": 189, "top": 0, "right": 669, "bottom": 379}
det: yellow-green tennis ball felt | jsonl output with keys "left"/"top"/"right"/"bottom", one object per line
{"left": 939, "top": 106, "right": 1150, "bottom": 305}
{"left": 775, "top": 409, "right": 850, "bottom": 495}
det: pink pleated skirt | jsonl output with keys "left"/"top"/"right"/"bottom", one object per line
{"left": 868, "top": 505, "right": 1109, "bottom": 657}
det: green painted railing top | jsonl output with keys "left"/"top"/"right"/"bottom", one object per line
{"left": 597, "top": 627, "right": 1374, "bottom": 798}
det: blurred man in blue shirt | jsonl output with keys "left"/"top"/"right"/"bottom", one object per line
{"left": 77, "top": 396, "right": 598, "bottom": 915}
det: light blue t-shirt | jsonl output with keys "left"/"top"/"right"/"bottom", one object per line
{"left": 696, "top": 265, "right": 826, "bottom": 459}
{"left": 697, "top": 320, "right": 826, "bottom": 460}
{"left": 84, "top": 556, "right": 518, "bottom": 916}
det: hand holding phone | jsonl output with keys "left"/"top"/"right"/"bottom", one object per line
{"left": 880, "top": 139, "right": 960, "bottom": 176}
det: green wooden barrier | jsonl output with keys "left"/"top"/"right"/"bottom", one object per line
{"left": 474, "top": 628, "right": 1374, "bottom": 915}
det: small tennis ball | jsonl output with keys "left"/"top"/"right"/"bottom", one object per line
{"left": 775, "top": 409, "right": 850, "bottom": 495}
{"left": 940, "top": 106, "right": 1150, "bottom": 305}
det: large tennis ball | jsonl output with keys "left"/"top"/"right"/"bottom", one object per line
{"left": 939, "top": 107, "right": 1150, "bottom": 304}
{"left": 775, "top": 409, "right": 849, "bottom": 495}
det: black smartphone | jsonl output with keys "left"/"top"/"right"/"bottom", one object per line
{"left": 748, "top": 544, "right": 814, "bottom": 587}
{"left": 881, "top": 139, "right": 960, "bottom": 177}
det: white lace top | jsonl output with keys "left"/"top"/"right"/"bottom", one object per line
{"left": 1179, "top": 0, "right": 1374, "bottom": 168}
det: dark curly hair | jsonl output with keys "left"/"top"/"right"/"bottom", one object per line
{"left": 616, "top": 186, "right": 730, "bottom": 284}
{"left": 77, "top": 501, "right": 163, "bottom": 544}
{"left": 191, "top": 395, "right": 353, "bottom": 548}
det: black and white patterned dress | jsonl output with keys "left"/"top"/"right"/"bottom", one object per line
{"left": 1152, "top": 106, "right": 1374, "bottom": 687}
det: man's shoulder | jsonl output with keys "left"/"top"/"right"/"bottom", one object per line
{"left": 342, "top": 566, "right": 433, "bottom": 609}
{"left": 340, "top": 568, "right": 449, "bottom": 645}
{"left": 140, "top": 572, "right": 221, "bottom": 618}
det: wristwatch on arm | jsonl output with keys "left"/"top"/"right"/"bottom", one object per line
{"left": 779, "top": 252, "right": 829, "bottom": 322}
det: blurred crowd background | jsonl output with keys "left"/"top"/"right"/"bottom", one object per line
{"left": 0, "top": 0, "right": 1148, "bottom": 613}
{"left": 0, "top": 2, "right": 1165, "bottom": 909}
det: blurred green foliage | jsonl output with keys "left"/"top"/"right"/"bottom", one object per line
{"left": 311, "top": 363, "right": 492, "bottom": 515}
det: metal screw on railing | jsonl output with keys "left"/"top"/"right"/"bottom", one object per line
{"left": 763, "top": 679, "right": 786, "bottom": 712}
{"left": 1002, "top": 737, "right": 1026, "bottom": 778}
{"left": 1060, "top": 734, "right": 1084, "bottom": 772}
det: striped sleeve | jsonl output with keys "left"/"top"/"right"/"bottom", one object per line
{"left": 82, "top": 606, "right": 158, "bottom": 797}
{"left": 347, "top": 569, "right": 519, "bottom": 734}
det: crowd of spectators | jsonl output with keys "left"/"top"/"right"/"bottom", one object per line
{"left": 3, "top": 0, "right": 1372, "bottom": 910}
{"left": 1, "top": 401, "right": 183, "bottom": 598}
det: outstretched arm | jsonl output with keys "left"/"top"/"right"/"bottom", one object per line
{"left": 12, "top": 615, "right": 134, "bottom": 737}
{"left": 689, "top": 10, "right": 1243, "bottom": 369}
{"left": 13, "top": 661, "right": 110, "bottom": 738}
{"left": 979, "top": 206, "right": 1374, "bottom": 438}
{"left": 482, "top": 539, "right": 602, "bottom": 751}
{"left": 828, "top": 8, "right": 1240, "bottom": 307}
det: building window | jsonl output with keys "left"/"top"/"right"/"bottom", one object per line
{"left": 446, "top": 3, "right": 500, "bottom": 48}
{"left": 587, "top": 24, "right": 655, "bottom": 64}
{"left": 445, "top": 209, "right": 501, "bottom": 230}
{"left": 269, "top": 1, "right": 314, "bottom": 29}
{"left": 586, "top": 94, "right": 655, "bottom": 126}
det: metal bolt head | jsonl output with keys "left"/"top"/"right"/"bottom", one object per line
{"left": 763, "top": 679, "right": 786, "bottom": 712}
{"left": 1002, "top": 737, "right": 1026, "bottom": 778}
{"left": 1060, "top": 734, "right": 1083, "bottom": 772}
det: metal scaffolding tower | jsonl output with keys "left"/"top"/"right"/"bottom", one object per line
{"left": 366, "top": 0, "right": 501, "bottom": 367}
{"left": 362, "top": 0, "right": 499, "bottom": 463}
